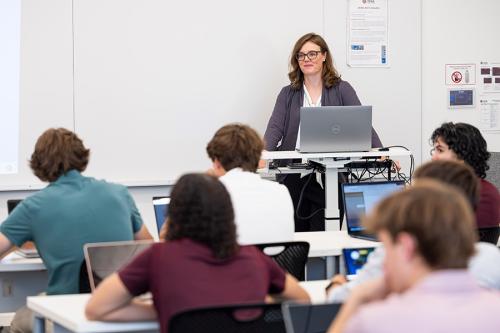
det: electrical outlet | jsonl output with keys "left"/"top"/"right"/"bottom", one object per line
{"left": 2, "top": 279, "right": 13, "bottom": 297}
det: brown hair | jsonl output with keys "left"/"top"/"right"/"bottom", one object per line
{"left": 166, "top": 173, "right": 238, "bottom": 260}
{"left": 30, "top": 128, "right": 90, "bottom": 182}
{"left": 206, "top": 123, "right": 263, "bottom": 172}
{"left": 364, "top": 180, "right": 476, "bottom": 270}
{"left": 288, "top": 33, "right": 341, "bottom": 90}
{"left": 414, "top": 160, "right": 480, "bottom": 210}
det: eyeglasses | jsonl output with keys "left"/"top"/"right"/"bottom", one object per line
{"left": 296, "top": 50, "right": 322, "bottom": 62}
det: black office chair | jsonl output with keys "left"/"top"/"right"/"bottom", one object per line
{"left": 478, "top": 226, "right": 500, "bottom": 245}
{"left": 79, "top": 260, "right": 92, "bottom": 293}
{"left": 255, "top": 241, "right": 309, "bottom": 281}
{"left": 169, "top": 303, "right": 286, "bottom": 333}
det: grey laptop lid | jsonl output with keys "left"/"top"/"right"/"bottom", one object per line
{"left": 298, "top": 105, "right": 372, "bottom": 153}
{"left": 84, "top": 240, "right": 154, "bottom": 290}
{"left": 282, "top": 302, "right": 342, "bottom": 333}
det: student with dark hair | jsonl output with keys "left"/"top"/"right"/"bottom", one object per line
{"left": 327, "top": 160, "right": 500, "bottom": 302}
{"left": 329, "top": 181, "right": 500, "bottom": 333}
{"left": 206, "top": 123, "right": 294, "bottom": 245}
{"left": 85, "top": 173, "right": 309, "bottom": 333}
{"left": 0, "top": 128, "right": 151, "bottom": 333}
{"left": 264, "top": 33, "right": 382, "bottom": 232}
{"left": 431, "top": 122, "right": 499, "bottom": 228}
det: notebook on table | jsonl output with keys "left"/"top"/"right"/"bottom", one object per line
{"left": 298, "top": 105, "right": 372, "bottom": 153}
{"left": 342, "top": 181, "right": 405, "bottom": 241}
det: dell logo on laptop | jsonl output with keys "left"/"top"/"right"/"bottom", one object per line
{"left": 331, "top": 124, "right": 341, "bottom": 135}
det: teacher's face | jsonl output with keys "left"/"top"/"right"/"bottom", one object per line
{"left": 298, "top": 41, "right": 326, "bottom": 77}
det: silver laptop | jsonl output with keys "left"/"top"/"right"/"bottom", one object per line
{"left": 84, "top": 240, "right": 154, "bottom": 290}
{"left": 282, "top": 302, "right": 342, "bottom": 333}
{"left": 298, "top": 105, "right": 372, "bottom": 153}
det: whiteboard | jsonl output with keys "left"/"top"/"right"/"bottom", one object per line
{"left": 1, "top": 0, "right": 422, "bottom": 190}
{"left": 73, "top": 0, "right": 324, "bottom": 186}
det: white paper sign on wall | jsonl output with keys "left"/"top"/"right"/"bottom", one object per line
{"left": 445, "top": 64, "right": 476, "bottom": 85}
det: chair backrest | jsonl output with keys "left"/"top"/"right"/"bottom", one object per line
{"left": 254, "top": 241, "right": 310, "bottom": 281}
{"left": 478, "top": 226, "right": 500, "bottom": 245}
{"left": 169, "top": 303, "right": 286, "bottom": 333}
{"left": 79, "top": 260, "right": 92, "bottom": 293}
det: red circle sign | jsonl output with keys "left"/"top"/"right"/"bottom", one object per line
{"left": 451, "top": 71, "right": 462, "bottom": 83}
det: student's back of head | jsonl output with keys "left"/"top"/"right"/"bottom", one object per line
{"left": 165, "top": 173, "right": 238, "bottom": 259}
{"left": 30, "top": 127, "right": 90, "bottom": 182}
{"left": 414, "top": 159, "right": 480, "bottom": 210}
{"left": 206, "top": 123, "right": 263, "bottom": 173}
{"left": 366, "top": 180, "right": 476, "bottom": 271}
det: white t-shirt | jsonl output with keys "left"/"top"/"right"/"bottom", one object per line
{"left": 219, "top": 168, "right": 295, "bottom": 245}
{"left": 296, "top": 84, "right": 322, "bottom": 149}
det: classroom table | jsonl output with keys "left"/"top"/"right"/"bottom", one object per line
{"left": 293, "top": 231, "right": 379, "bottom": 277}
{"left": 0, "top": 252, "right": 46, "bottom": 326}
{"left": 28, "top": 280, "right": 331, "bottom": 333}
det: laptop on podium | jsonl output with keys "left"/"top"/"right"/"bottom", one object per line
{"left": 342, "top": 181, "right": 405, "bottom": 241}
{"left": 298, "top": 105, "right": 372, "bottom": 153}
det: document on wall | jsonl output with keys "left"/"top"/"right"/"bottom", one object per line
{"left": 479, "top": 61, "right": 500, "bottom": 93}
{"left": 347, "top": 0, "right": 389, "bottom": 67}
{"left": 479, "top": 98, "right": 500, "bottom": 132}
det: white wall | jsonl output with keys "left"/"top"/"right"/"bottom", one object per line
{"left": 422, "top": 0, "right": 500, "bottom": 162}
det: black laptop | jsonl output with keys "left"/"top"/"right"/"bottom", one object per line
{"left": 342, "top": 181, "right": 405, "bottom": 241}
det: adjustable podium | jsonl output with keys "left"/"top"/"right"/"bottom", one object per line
{"left": 260, "top": 148, "right": 412, "bottom": 231}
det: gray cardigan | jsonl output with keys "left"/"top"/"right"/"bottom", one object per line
{"left": 264, "top": 80, "right": 382, "bottom": 151}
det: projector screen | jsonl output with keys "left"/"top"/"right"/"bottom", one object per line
{"left": 0, "top": 0, "right": 21, "bottom": 174}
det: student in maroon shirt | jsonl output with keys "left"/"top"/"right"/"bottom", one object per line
{"left": 431, "top": 122, "right": 500, "bottom": 228}
{"left": 85, "top": 173, "right": 310, "bottom": 333}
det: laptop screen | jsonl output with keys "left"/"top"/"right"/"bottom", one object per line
{"left": 343, "top": 247, "right": 375, "bottom": 276}
{"left": 343, "top": 181, "right": 404, "bottom": 233}
{"left": 153, "top": 196, "right": 170, "bottom": 233}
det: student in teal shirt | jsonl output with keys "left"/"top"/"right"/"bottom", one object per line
{"left": 0, "top": 128, "right": 152, "bottom": 333}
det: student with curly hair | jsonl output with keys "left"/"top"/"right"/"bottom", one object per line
{"left": 431, "top": 122, "right": 500, "bottom": 228}
{"left": 85, "top": 173, "right": 309, "bottom": 333}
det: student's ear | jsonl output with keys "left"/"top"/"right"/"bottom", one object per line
{"left": 396, "top": 232, "right": 418, "bottom": 261}
{"left": 212, "top": 159, "right": 227, "bottom": 177}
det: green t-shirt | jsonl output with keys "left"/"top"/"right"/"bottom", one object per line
{"left": 0, "top": 170, "right": 143, "bottom": 295}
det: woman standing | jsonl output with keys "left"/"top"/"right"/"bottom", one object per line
{"left": 264, "top": 33, "right": 382, "bottom": 231}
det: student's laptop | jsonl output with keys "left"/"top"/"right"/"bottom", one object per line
{"left": 342, "top": 181, "right": 405, "bottom": 241}
{"left": 153, "top": 196, "right": 170, "bottom": 234}
{"left": 84, "top": 240, "right": 154, "bottom": 290}
{"left": 298, "top": 105, "right": 372, "bottom": 153}
{"left": 282, "top": 302, "right": 342, "bottom": 333}
{"left": 343, "top": 247, "right": 375, "bottom": 280}
{"left": 7, "top": 199, "right": 22, "bottom": 214}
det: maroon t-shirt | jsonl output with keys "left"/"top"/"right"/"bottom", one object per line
{"left": 476, "top": 179, "right": 500, "bottom": 228}
{"left": 118, "top": 239, "right": 286, "bottom": 333}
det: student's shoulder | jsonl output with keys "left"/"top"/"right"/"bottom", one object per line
{"left": 86, "top": 176, "right": 130, "bottom": 194}
{"left": 480, "top": 179, "right": 500, "bottom": 197}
